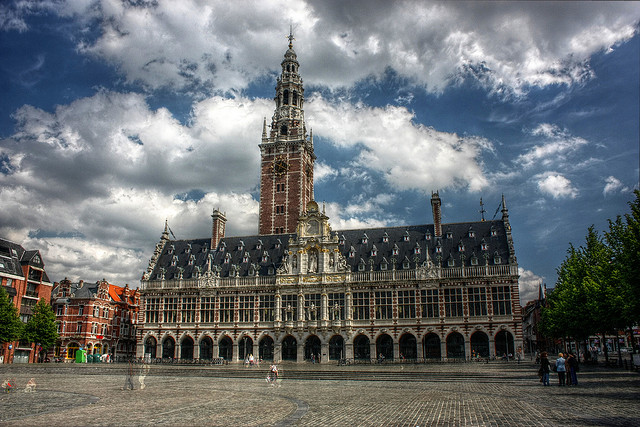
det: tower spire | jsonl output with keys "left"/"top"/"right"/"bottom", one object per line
{"left": 288, "top": 25, "right": 295, "bottom": 49}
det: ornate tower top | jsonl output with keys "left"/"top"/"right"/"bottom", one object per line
{"left": 258, "top": 32, "right": 316, "bottom": 235}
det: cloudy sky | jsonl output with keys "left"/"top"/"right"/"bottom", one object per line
{"left": 1, "top": 0, "right": 638, "bottom": 303}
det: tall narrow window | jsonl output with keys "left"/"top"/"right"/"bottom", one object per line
{"left": 163, "top": 297, "right": 178, "bottom": 323}
{"left": 375, "top": 291, "right": 393, "bottom": 320}
{"left": 468, "top": 288, "right": 488, "bottom": 316}
{"left": 283, "top": 90, "right": 289, "bottom": 105}
{"left": 421, "top": 289, "right": 439, "bottom": 318}
{"left": 259, "top": 294, "right": 275, "bottom": 322}
{"left": 397, "top": 290, "right": 416, "bottom": 319}
{"left": 304, "top": 294, "right": 321, "bottom": 320}
{"left": 200, "top": 297, "right": 215, "bottom": 323}
{"left": 239, "top": 296, "right": 254, "bottom": 323}
{"left": 219, "top": 296, "right": 234, "bottom": 323}
{"left": 443, "top": 288, "right": 463, "bottom": 317}
{"left": 352, "top": 292, "right": 370, "bottom": 320}
{"left": 181, "top": 297, "right": 196, "bottom": 323}
{"left": 146, "top": 298, "right": 159, "bottom": 323}
{"left": 281, "top": 294, "right": 297, "bottom": 321}
{"left": 492, "top": 286, "right": 512, "bottom": 315}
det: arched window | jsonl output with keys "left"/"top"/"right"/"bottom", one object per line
{"left": 259, "top": 336, "right": 274, "bottom": 361}
{"left": 353, "top": 334, "right": 370, "bottom": 361}
{"left": 283, "top": 90, "right": 289, "bottom": 105}
{"left": 423, "top": 333, "right": 441, "bottom": 359}
{"left": 329, "top": 335, "right": 345, "bottom": 360}
{"left": 376, "top": 334, "right": 394, "bottom": 361}
{"left": 399, "top": 333, "right": 417, "bottom": 359}
{"left": 199, "top": 336, "right": 213, "bottom": 360}
{"left": 292, "top": 91, "right": 298, "bottom": 106}
{"left": 280, "top": 125, "right": 288, "bottom": 136}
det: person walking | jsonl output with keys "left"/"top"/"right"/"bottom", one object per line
{"left": 539, "top": 351, "right": 551, "bottom": 386}
{"left": 555, "top": 353, "right": 566, "bottom": 386}
{"left": 567, "top": 353, "right": 578, "bottom": 386}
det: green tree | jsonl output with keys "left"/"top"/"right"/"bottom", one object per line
{"left": 0, "top": 286, "right": 22, "bottom": 345}
{"left": 22, "top": 298, "right": 59, "bottom": 361}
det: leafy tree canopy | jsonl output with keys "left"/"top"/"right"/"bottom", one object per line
{"left": 22, "top": 298, "right": 59, "bottom": 351}
{"left": 0, "top": 286, "right": 22, "bottom": 344}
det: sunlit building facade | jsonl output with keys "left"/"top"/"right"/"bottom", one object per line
{"left": 137, "top": 36, "right": 522, "bottom": 363}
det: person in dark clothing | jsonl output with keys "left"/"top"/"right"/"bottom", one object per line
{"left": 566, "top": 353, "right": 579, "bottom": 386}
{"left": 538, "top": 351, "right": 551, "bottom": 386}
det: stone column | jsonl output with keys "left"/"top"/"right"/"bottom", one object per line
{"left": 440, "top": 339, "right": 447, "bottom": 361}
{"left": 370, "top": 341, "right": 377, "bottom": 362}
{"left": 275, "top": 292, "right": 282, "bottom": 322}
{"left": 416, "top": 337, "right": 424, "bottom": 360}
{"left": 321, "top": 292, "right": 328, "bottom": 321}
{"left": 393, "top": 341, "right": 400, "bottom": 361}
{"left": 345, "top": 341, "right": 354, "bottom": 360}
{"left": 489, "top": 337, "right": 495, "bottom": 359}
{"left": 274, "top": 341, "right": 282, "bottom": 363}
{"left": 464, "top": 335, "right": 471, "bottom": 361}
{"left": 233, "top": 341, "right": 240, "bottom": 363}
{"left": 297, "top": 340, "right": 304, "bottom": 362}
{"left": 321, "top": 342, "right": 329, "bottom": 364}
{"left": 345, "top": 289, "right": 352, "bottom": 320}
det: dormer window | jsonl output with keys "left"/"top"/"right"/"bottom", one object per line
{"left": 370, "top": 245, "right": 378, "bottom": 257}
{"left": 470, "top": 255, "right": 479, "bottom": 266}
{"left": 392, "top": 244, "right": 399, "bottom": 256}
{"left": 268, "top": 266, "right": 274, "bottom": 275}
{"left": 248, "top": 265, "right": 255, "bottom": 276}
{"left": 414, "top": 243, "right": 421, "bottom": 255}
{"left": 275, "top": 239, "right": 282, "bottom": 249}
{"left": 491, "top": 227, "right": 497, "bottom": 237}
{"left": 224, "top": 253, "right": 231, "bottom": 264}
{"left": 243, "top": 253, "right": 250, "bottom": 263}
{"left": 468, "top": 228, "right": 475, "bottom": 238}
{"left": 436, "top": 244, "right": 442, "bottom": 253}
{"left": 219, "top": 242, "right": 226, "bottom": 252}
{"left": 448, "top": 258, "right": 455, "bottom": 267}
{"left": 494, "top": 252, "right": 502, "bottom": 264}
{"left": 446, "top": 231, "right": 453, "bottom": 239}
{"left": 458, "top": 241, "right": 465, "bottom": 252}
{"left": 171, "top": 255, "right": 178, "bottom": 266}
{"left": 481, "top": 239, "right": 488, "bottom": 251}
{"left": 202, "top": 245, "right": 208, "bottom": 253}
{"left": 256, "top": 240, "right": 263, "bottom": 250}
{"left": 262, "top": 251, "right": 269, "bottom": 263}
{"left": 403, "top": 231, "right": 410, "bottom": 242}
{"left": 362, "top": 233, "right": 368, "bottom": 245}
{"left": 349, "top": 246, "right": 356, "bottom": 258}
{"left": 380, "top": 258, "right": 388, "bottom": 271}
{"left": 168, "top": 245, "right": 175, "bottom": 254}
{"left": 402, "top": 257, "right": 410, "bottom": 269}
{"left": 238, "top": 241, "right": 244, "bottom": 251}
{"left": 188, "top": 255, "right": 195, "bottom": 266}
{"left": 358, "top": 259, "right": 366, "bottom": 271}
{"left": 339, "top": 235, "right": 346, "bottom": 246}
{"left": 425, "top": 232, "right": 431, "bottom": 241}
{"left": 382, "top": 232, "right": 389, "bottom": 243}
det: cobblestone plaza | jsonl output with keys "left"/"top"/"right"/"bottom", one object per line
{"left": 1, "top": 361, "right": 638, "bottom": 426}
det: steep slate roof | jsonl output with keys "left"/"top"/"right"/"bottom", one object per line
{"left": 147, "top": 219, "right": 510, "bottom": 281}
{"left": 0, "top": 238, "right": 50, "bottom": 283}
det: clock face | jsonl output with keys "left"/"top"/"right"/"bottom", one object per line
{"left": 272, "top": 158, "right": 289, "bottom": 176}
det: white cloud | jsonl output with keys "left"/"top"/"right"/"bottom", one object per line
{"left": 7, "top": 0, "right": 634, "bottom": 95}
{"left": 603, "top": 176, "right": 629, "bottom": 196}
{"left": 517, "top": 123, "right": 588, "bottom": 168}
{"left": 518, "top": 267, "right": 544, "bottom": 304}
{"left": 311, "top": 161, "right": 337, "bottom": 183}
{"left": 536, "top": 173, "right": 578, "bottom": 199}
{"left": 0, "top": 90, "right": 271, "bottom": 283}
{"left": 307, "top": 95, "right": 492, "bottom": 192}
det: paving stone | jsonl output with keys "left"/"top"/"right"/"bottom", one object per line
{"left": 1, "top": 361, "right": 638, "bottom": 426}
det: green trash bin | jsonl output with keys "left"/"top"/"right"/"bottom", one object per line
{"left": 76, "top": 349, "right": 86, "bottom": 363}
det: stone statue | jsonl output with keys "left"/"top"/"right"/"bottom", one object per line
{"left": 308, "top": 251, "right": 318, "bottom": 273}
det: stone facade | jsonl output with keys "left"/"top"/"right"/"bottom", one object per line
{"left": 136, "top": 36, "right": 523, "bottom": 363}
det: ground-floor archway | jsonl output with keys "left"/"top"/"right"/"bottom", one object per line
{"left": 180, "top": 336, "right": 194, "bottom": 360}
{"left": 470, "top": 331, "right": 489, "bottom": 358}
{"left": 239, "top": 336, "right": 254, "bottom": 361}
{"left": 259, "top": 336, "right": 274, "bottom": 361}
{"left": 399, "top": 333, "right": 417, "bottom": 359}
{"left": 162, "top": 337, "right": 175, "bottom": 359}
{"left": 495, "top": 330, "right": 515, "bottom": 358}
{"left": 376, "top": 333, "right": 394, "bottom": 361}
{"left": 282, "top": 335, "right": 297, "bottom": 361}
{"left": 66, "top": 342, "right": 80, "bottom": 360}
{"left": 304, "top": 335, "right": 321, "bottom": 361}
{"left": 219, "top": 336, "right": 233, "bottom": 361}
{"left": 199, "top": 337, "right": 213, "bottom": 360}
{"left": 446, "top": 332, "right": 465, "bottom": 359}
{"left": 353, "top": 334, "right": 370, "bottom": 361}
{"left": 329, "top": 335, "right": 344, "bottom": 360}
{"left": 423, "top": 333, "right": 441, "bottom": 359}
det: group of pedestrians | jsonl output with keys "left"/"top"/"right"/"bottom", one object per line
{"left": 538, "top": 351, "right": 579, "bottom": 386}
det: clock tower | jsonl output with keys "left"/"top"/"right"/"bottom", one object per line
{"left": 258, "top": 31, "right": 315, "bottom": 235}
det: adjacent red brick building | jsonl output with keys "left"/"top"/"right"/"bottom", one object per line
{"left": 51, "top": 278, "right": 140, "bottom": 361}
{"left": 0, "top": 238, "right": 53, "bottom": 363}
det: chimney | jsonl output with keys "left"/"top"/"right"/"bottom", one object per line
{"left": 211, "top": 208, "right": 227, "bottom": 250}
{"left": 431, "top": 191, "right": 442, "bottom": 238}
